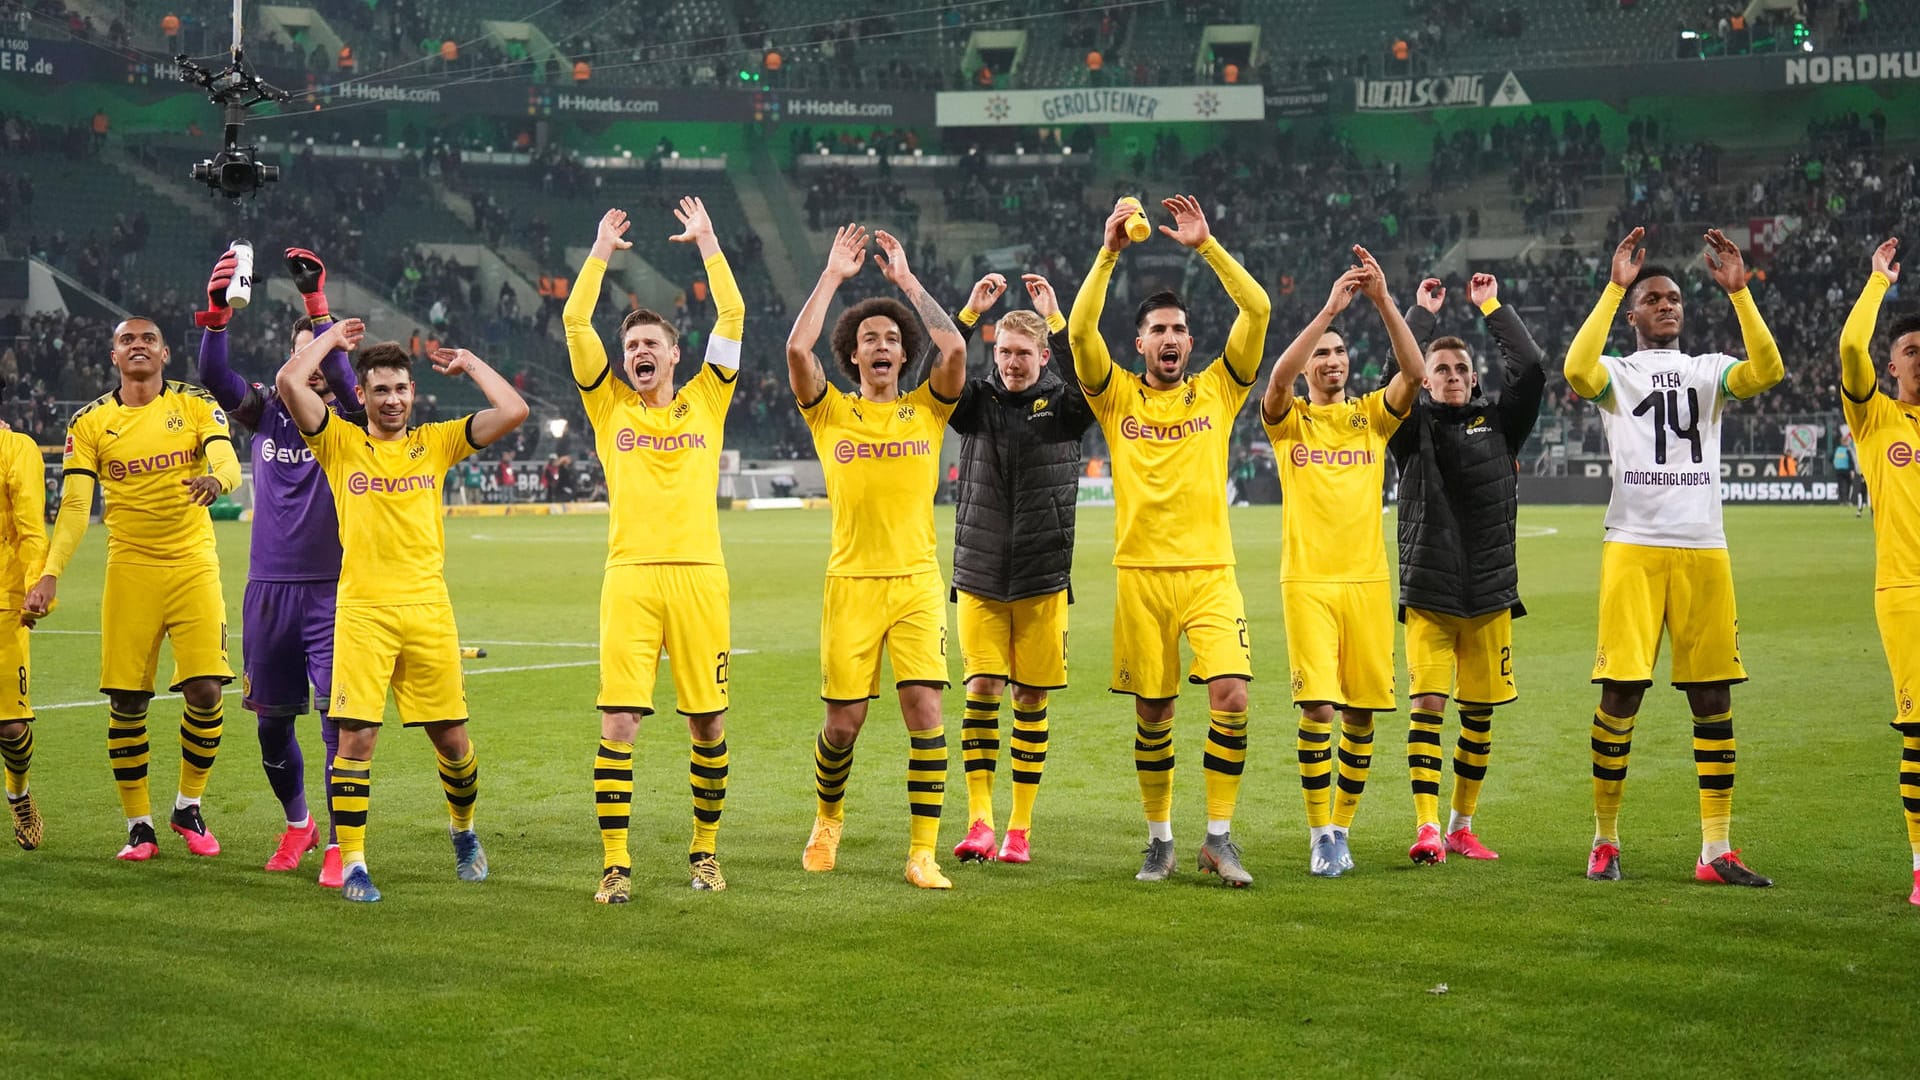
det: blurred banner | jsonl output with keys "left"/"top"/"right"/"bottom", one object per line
{"left": 935, "top": 85, "right": 1265, "bottom": 126}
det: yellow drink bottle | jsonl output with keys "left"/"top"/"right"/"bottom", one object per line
{"left": 1118, "top": 196, "right": 1152, "bottom": 243}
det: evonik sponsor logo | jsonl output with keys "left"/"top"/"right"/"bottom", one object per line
{"left": 105, "top": 449, "right": 195, "bottom": 481}
{"left": 613, "top": 429, "right": 708, "bottom": 453}
{"left": 1289, "top": 444, "right": 1375, "bottom": 467}
{"left": 345, "top": 472, "right": 437, "bottom": 495}
{"left": 832, "top": 438, "right": 931, "bottom": 463}
{"left": 257, "top": 437, "right": 315, "bottom": 466}
{"left": 1889, "top": 441, "right": 1915, "bottom": 467}
{"left": 1119, "top": 415, "right": 1213, "bottom": 441}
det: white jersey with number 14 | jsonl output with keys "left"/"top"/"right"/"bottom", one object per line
{"left": 1594, "top": 349, "right": 1739, "bottom": 549}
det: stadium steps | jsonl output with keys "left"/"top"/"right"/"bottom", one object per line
{"left": 739, "top": 145, "right": 809, "bottom": 302}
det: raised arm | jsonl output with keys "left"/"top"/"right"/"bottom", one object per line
{"left": 283, "top": 245, "right": 358, "bottom": 412}
{"left": 1472, "top": 273, "right": 1547, "bottom": 449}
{"left": 1842, "top": 238, "right": 1900, "bottom": 402}
{"left": 431, "top": 348, "right": 530, "bottom": 447}
{"left": 1068, "top": 201, "right": 1142, "bottom": 395}
{"left": 567, "top": 209, "right": 627, "bottom": 388}
{"left": 787, "top": 223, "right": 867, "bottom": 404}
{"left": 874, "top": 229, "right": 965, "bottom": 400}
{"left": 276, "top": 319, "right": 366, "bottom": 435}
{"left": 1703, "top": 229, "right": 1783, "bottom": 399}
{"left": 669, "top": 196, "right": 744, "bottom": 369}
{"left": 1568, "top": 228, "right": 1646, "bottom": 402}
{"left": 954, "top": 273, "right": 1009, "bottom": 343}
{"left": 1263, "top": 266, "right": 1367, "bottom": 424}
{"left": 1356, "top": 245, "right": 1425, "bottom": 415}
{"left": 1161, "top": 194, "right": 1270, "bottom": 384}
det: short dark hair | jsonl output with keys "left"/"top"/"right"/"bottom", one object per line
{"left": 829, "top": 298, "right": 924, "bottom": 384}
{"left": 353, "top": 341, "right": 412, "bottom": 383}
{"left": 1425, "top": 335, "right": 1472, "bottom": 358}
{"left": 619, "top": 308, "right": 678, "bottom": 346}
{"left": 1627, "top": 264, "right": 1680, "bottom": 303}
{"left": 290, "top": 315, "right": 316, "bottom": 346}
{"left": 1890, "top": 313, "right": 1920, "bottom": 345}
{"left": 1135, "top": 290, "right": 1187, "bottom": 330}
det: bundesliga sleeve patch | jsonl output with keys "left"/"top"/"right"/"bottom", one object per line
{"left": 63, "top": 434, "right": 73, "bottom": 457}
{"left": 212, "top": 408, "right": 229, "bottom": 429}
{"left": 705, "top": 335, "right": 742, "bottom": 371}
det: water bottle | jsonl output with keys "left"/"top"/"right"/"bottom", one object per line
{"left": 227, "top": 240, "right": 254, "bottom": 311}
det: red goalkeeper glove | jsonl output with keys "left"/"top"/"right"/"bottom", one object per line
{"left": 285, "top": 246, "right": 330, "bottom": 319}
{"left": 192, "top": 249, "right": 239, "bottom": 329}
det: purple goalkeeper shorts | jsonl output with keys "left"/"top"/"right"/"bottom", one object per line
{"left": 241, "top": 580, "right": 339, "bottom": 717}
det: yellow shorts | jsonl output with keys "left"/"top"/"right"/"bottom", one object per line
{"left": 1591, "top": 542, "right": 1746, "bottom": 687}
{"left": 1281, "top": 580, "right": 1395, "bottom": 711}
{"left": 599, "top": 563, "right": 730, "bottom": 716}
{"left": 1111, "top": 567, "right": 1251, "bottom": 699}
{"left": 821, "top": 571, "right": 948, "bottom": 702}
{"left": 956, "top": 589, "right": 1068, "bottom": 690}
{"left": 100, "top": 558, "right": 233, "bottom": 695}
{"left": 1876, "top": 585, "right": 1920, "bottom": 726}
{"left": 1405, "top": 606, "right": 1516, "bottom": 707}
{"left": 0, "top": 616, "right": 30, "bottom": 722}
{"left": 329, "top": 603, "right": 467, "bottom": 726}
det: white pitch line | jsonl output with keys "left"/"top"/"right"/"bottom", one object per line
{"left": 1515, "top": 525, "right": 1561, "bottom": 538}
{"left": 31, "top": 660, "right": 600, "bottom": 712}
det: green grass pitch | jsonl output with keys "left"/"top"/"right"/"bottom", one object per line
{"left": 3, "top": 504, "right": 1916, "bottom": 1077}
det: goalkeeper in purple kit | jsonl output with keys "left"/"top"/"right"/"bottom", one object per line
{"left": 195, "top": 244, "right": 361, "bottom": 887}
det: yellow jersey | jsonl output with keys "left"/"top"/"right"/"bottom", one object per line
{"left": 801, "top": 382, "right": 956, "bottom": 577}
{"left": 304, "top": 413, "right": 479, "bottom": 607}
{"left": 1085, "top": 362, "right": 1252, "bottom": 568}
{"left": 584, "top": 364, "right": 735, "bottom": 567}
{"left": 0, "top": 433, "right": 47, "bottom": 609}
{"left": 1845, "top": 391, "right": 1920, "bottom": 590}
{"left": 58, "top": 381, "right": 235, "bottom": 567}
{"left": 1264, "top": 389, "right": 1404, "bottom": 583}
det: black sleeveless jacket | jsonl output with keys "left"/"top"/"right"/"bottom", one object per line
{"left": 1386, "top": 302, "right": 1546, "bottom": 619}
{"left": 949, "top": 319, "right": 1095, "bottom": 602}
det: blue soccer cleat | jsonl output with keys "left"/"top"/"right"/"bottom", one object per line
{"left": 341, "top": 863, "right": 382, "bottom": 903}
{"left": 451, "top": 828, "right": 488, "bottom": 882}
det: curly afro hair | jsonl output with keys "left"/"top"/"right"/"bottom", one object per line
{"left": 829, "top": 297, "right": 926, "bottom": 384}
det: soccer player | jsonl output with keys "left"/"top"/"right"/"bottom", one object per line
{"left": 195, "top": 244, "right": 360, "bottom": 886}
{"left": 565, "top": 198, "right": 744, "bottom": 902}
{"left": 25, "top": 318, "right": 242, "bottom": 861}
{"left": 1068, "top": 195, "right": 1270, "bottom": 886}
{"left": 1261, "top": 249, "right": 1425, "bottom": 878}
{"left": 1392, "top": 272, "right": 1545, "bottom": 864}
{"left": 277, "top": 324, "right": 529, "bottom": 902}
{"left": 946, "top": 271, "right": 1093, "bottom": 865}
{"left": 788, "top": 224, "right": 967, "bottom": 890}
{"left": 1837, "top": 237, "right": 1920, "bottom": 903}
{"left": 1833, "top": 432, "right": 1862, "bottom": 517}
{"left": 0, "top": 415, "right": 47, "bottom": 851}
{"left": 1566, "top": 227, "right": 1782, "bottom": 887}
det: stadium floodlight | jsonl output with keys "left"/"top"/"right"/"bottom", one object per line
{"left": 547, "top": 418, "right": 568, "bottom": 440}
{"left": 1679, "top": 30, "right": 1700, "bottom": 40}
{"left": 178, "top": 0, "right": 289, "bottom": 199}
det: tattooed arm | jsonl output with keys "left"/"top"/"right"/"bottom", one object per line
{"left": 874, "top": 229, "right": 967, "bottom": 401}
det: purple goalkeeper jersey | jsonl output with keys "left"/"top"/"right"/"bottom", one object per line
{"left": 198, "top": 324, "right": 362, "bottom": 584}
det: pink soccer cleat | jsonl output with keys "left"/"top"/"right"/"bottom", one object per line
{"left": 953, "top": 819, "right": 997, "bottom": 863}
{"left": 265, "top": 821, "right": 319, "bottom": 871}
{"left": 1445, "top": 828, "right": 1500, "bottom": 860}
{"left": 317, "top": 845, "right": 344, "bottom": 888}
{"left": 997, "top": 828, "right": 1031, "bottom": 864}
{"left": 168, "top": 805, "right": 221, "bottom": 857}
{"left": 1408, "top": 823, "right": 1446, "bottom": 865}
{"left": 116, "top": 821, "right": 159, "bottom": 861}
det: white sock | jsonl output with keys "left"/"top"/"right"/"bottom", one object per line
{"left": 1702, "top": 839, "right": 1732, "bottom": 862}
{"left": 174, "top": 793, "right": 200, "bottom": 811}
{"left": 1331, "top": 826, "right": 1349, "bottom": 841}
{"left": 1146, "top": 820, "right": 1173, "bottom": 843}
{"left": 1206, "top": 818, "right": 1231, "bottom": 837}
{"left": 287, "top": 815, "right": 312, "bottom": 830}
{"left": 325, "top": 842, "right": 339, "bottom": 851}
{"left": 344, "top": 854, "right": 367, "bottom": 870}
{"left": 128, "top": 814, "right": 153, "bottom": 828}
{"left": 5, "top": 785, "right": 24, "bottom": 800}
{"left": 1912, "top": 853, "right": 1920, "bottom": 871}
{"left": 1310, "top": 824, "right": 1333, "bottom": 844}
{"left": 1448, "top": 811, "right": 1473, "bottom": 834}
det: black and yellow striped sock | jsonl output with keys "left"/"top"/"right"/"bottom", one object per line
{"left": 1591, "top": 710, "right": 1635, "bottom": 844}
{"left": 0, "top": 724, "right": 31, "bottom": 797}
{"left": 960, "top": 693, "right": 1001, "bottom": 826}
{"left": 436, "top": 745, "right": 478, "bottom": 832}
{"left": 906, "top": 725, "right": 947, "bottom": 856}
{"left": 1451, "top": 708, "right": 1494, "bottom": 821}
{"left": 1007, "top": 697, "right": 1049, "bottom": 832}
{"left": 1297, "top": 714, "right": 1333, "bottom": 829}
{"left": 1899, "top": 726, "right": 1920, "bottom": 861}
{"left": 1407, "top": 708, "right": 1445, "bottom": 828}
{"left": 178, "top": 700, "right": 224, "bottom": 801}
{"left": 814, "top": 731, "right": 853, "bottom": 822}
{"left": 1202, "top": 710, "right": 1248, "bottom": 823}
{"left": 594, "top": 738, "right": 633, "bottom": 870}
{"left": 1693, "top": 711, "right": 1735, "bottom": 854}
{"left": 690, "top": 734, "right": 728, "bottom": 857}
{"left": 331, "top": 755, "right": 372, "bottom": 866}
{"left": 1134, "top": 715, "right": 1175, "bottom": 825}
{"left": 1331, "top": 715, "right": 1375, "bottom": 830}
{"left": 108, "top": 705, "right": 152, "bottom": 820}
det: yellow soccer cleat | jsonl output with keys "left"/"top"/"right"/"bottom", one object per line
{"left": 594, "top": 865, "right": 631, "bottom": 904}
{"left": 689, "top": 853, "right": 727, "bottom": 892}
{"left": 904, "top": 850, "right": 953, "bottom": 890}
{"left": 9, "top": 792, "right": 41, "bottom": 851}
{"left": 802, "top": 816, "right": 841, "bottom": 872}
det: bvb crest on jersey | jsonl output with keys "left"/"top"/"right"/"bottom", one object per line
{"left": 1182, "top": 384, "right": 1196, "bottom": 407}
{"left": 673, "top": 400, "right": 690, "bottom": 421}
{"left": 1348, "top": 412, "right": 1368, "bottom": 431}
{"left": 408, "top": 444, "right": 426, "bottom": 460}
{"left": 1032, "top": 397, "right": 1048, "bottom": 414}
{"left": 897, "top": 403, "right": 915, "bottom": 422}
{"left": 166, "top": 413, "right": 185, "bottom": 432}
